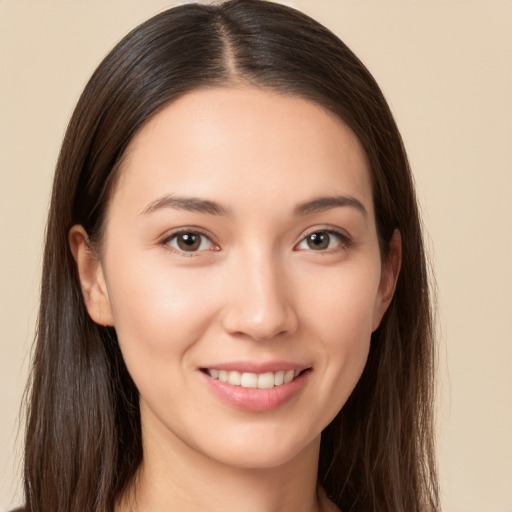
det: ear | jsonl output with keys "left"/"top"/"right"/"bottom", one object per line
{"left": 372, "top": 229, "right": 402, "bottom": 331}
{"left": 69, "top": 225, "right": 115, "bottom": 326}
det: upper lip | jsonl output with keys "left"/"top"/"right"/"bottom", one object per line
{"left": 199, "top": 361, "right": 311, "bottom": 374}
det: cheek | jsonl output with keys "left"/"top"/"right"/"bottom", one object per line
{"left": 298, "top": 262, "right": 380, "bottom": 413}
{"left": 104, "top": 256, "right": 222, "bottom": 370}
{"left": 301, "top": 259, "right": 381, "bottom": 338}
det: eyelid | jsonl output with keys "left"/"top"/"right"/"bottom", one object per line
{"left": 294, "top": 226, "right": 353, "bottom": 252}
{"left": 160, "top": 227, "right": 219, "bottom": 255}
{"left": 158, "top": 225, "right": 352, "bottom": 255}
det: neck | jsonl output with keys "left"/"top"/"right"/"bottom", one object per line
{"left": 117, "top": 412, "right": 335, "bottom": 512}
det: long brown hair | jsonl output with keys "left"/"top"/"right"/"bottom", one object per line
{"left": 24, "top": 1, "right": 439, "bottom": 511}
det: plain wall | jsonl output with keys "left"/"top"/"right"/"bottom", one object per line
{"left": 1, "top": 1, "right": 511, "bottom": 511}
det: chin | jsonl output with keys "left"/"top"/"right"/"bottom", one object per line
{"left": 195, "top": 426, "right": 321, "bottom": 471}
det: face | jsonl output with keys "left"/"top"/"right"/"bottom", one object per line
{"left": 72, "top": 86, "right": 399, "bottom": 470}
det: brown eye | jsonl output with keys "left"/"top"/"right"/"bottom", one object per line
{"left": 167, "top": 232, "right": 214, "bottom": 253}
{"left": 177, "top": 233, "right": 200, "bottom": 251}
{"left": 296, "top": 230, "right": 347, "bottom": 252}
{"left": 306, "top": 232, "right": 330, "bottom": 250}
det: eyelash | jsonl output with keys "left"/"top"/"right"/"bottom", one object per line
{"left": 295, "top": 227, "right": 352, "bottom": 253}
{"left": 160, "top": 228, "right": 218, "bottom": 257}
{"left": 160, "top": 227, "right": 352, "bottom": 256}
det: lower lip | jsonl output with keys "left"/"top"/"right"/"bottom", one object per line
{"left": 200, "top": 371, "right": 309, "bottom": 412}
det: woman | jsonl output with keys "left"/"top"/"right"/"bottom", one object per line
{"left": 23, "top": 1, "right": 439, "bottom": 511}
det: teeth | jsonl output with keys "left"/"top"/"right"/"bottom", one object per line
{"left": 257, "top": 372, "right": 275, "bottom": 389}
{"left": 240, "top": 372, "right": 258, "bottom": 388}
{"left": 228, "top": 371, "right": 241, "bottom": 386}
{"left": 284, "top": 369, "right": 295, "bottom": 384}
{"left": 207, "top": 368, "right": 303, "bottom": 388}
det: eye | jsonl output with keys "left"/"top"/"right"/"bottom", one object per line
{"left": 296, "top": 230, "right": 348, "bottom": 251}
{"left": 165, "top": 231, "right": 216, "bottom": 253}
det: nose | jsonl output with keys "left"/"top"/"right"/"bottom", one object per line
{"left": 221, "top": 248, "right": 299, "bottom": 341}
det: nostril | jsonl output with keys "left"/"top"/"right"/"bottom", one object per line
{"left": 221, "top": 304, "right": 299, "bottom": 342}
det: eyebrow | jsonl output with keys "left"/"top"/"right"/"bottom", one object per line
{"left": 140, "top": 195, "right": 231, "bottom": 216}
{"left": 140, "top": 193, "right": 367, "bottom": 218}
{"left": 294, "top": 195, "right": 367, "bottom": 217}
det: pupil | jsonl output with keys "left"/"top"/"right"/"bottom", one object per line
{"left": 178, "top": 233, "right": 200, "bottom": 251}
{"left": 308, "top": 232, "right": 329, "bottom": 250}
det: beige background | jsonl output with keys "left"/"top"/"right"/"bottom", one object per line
{"left": 1, "top": 1, "right": 511, "bottom": 511}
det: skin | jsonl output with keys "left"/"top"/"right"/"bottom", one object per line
{"left": 70, "top": 86, "right": 401, "bottom": 512}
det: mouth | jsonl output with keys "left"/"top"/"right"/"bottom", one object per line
{"left": 201, "top": 368, "right": 308, "bottom": 389}
{"left": 199, "top": 363, "right": 312, "bottom": 411}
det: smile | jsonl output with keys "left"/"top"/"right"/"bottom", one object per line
{"left": 205, "top": 369, "right": 301, "bottom": 389}
{"left": 201, "top": 366, "right": 310, "bottom": 412}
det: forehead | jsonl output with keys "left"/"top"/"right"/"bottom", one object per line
{"left": 112, "top": 86, "right": 373, "bottom": 219}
